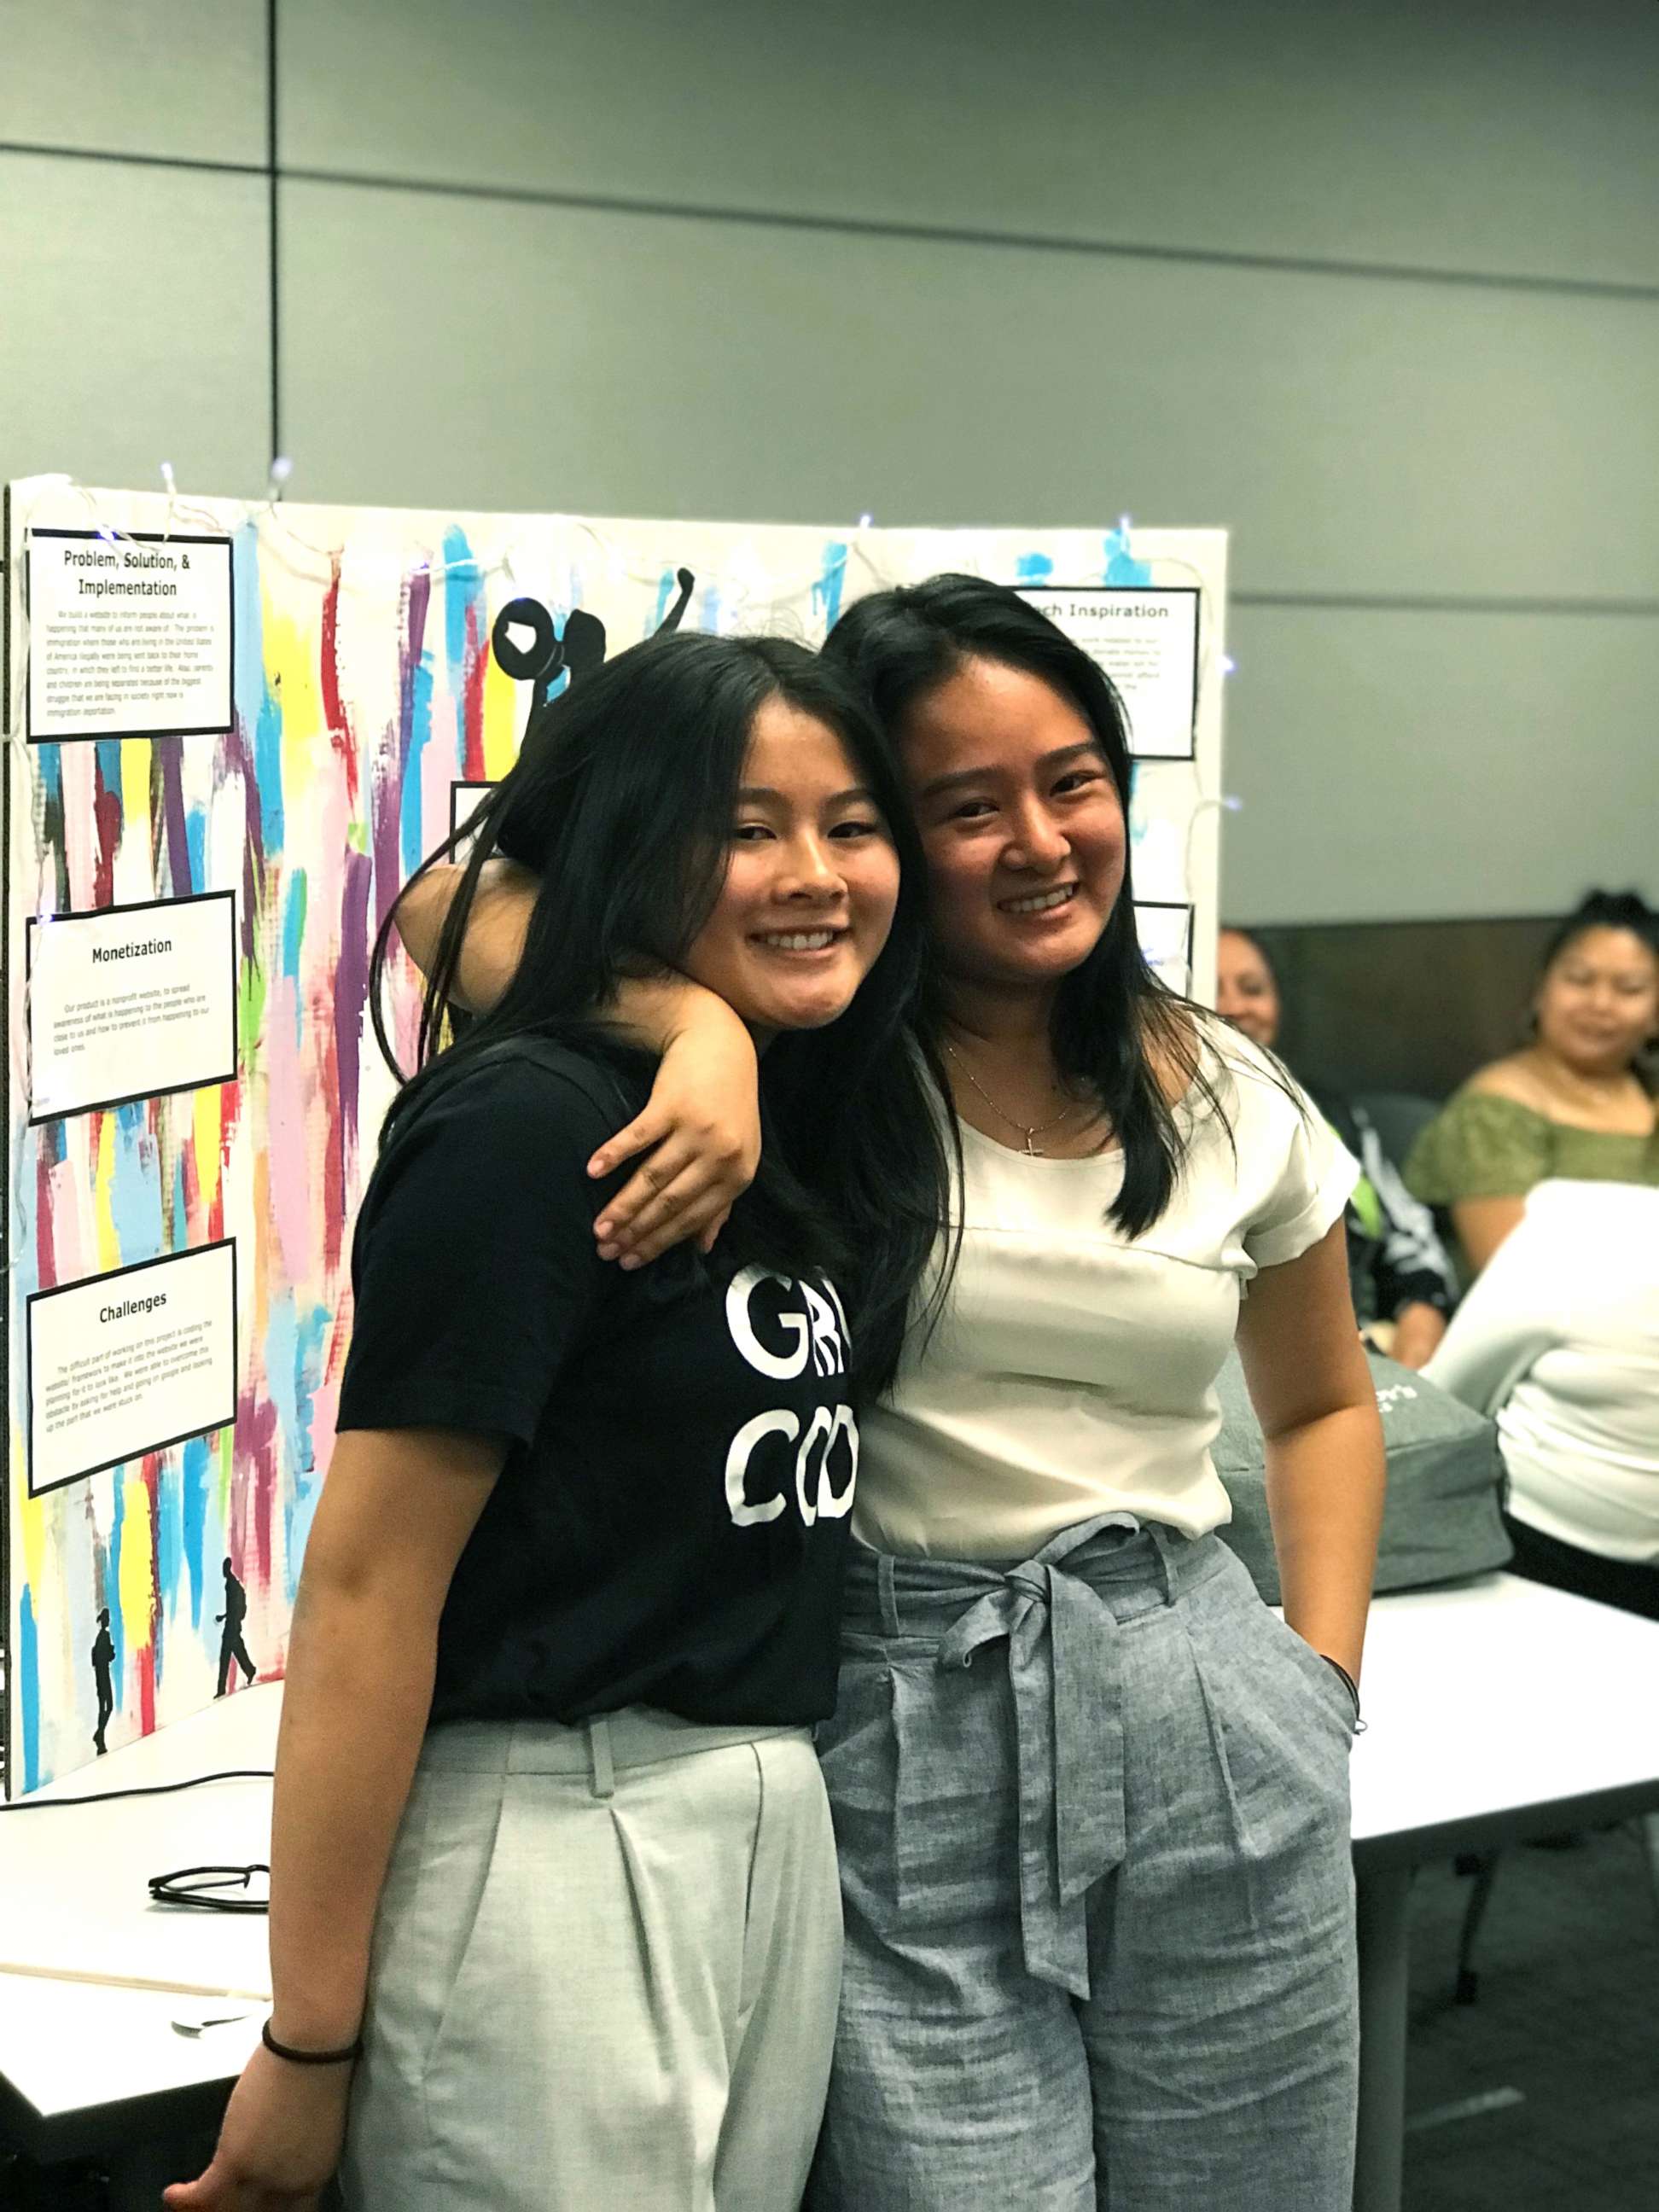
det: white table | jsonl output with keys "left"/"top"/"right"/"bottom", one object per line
{"left": 3, "top": 1579, "right": 1657, "bottom": 2210}
{"left": 1345, "top": 1575, "right": 1659, "bottom": 2212}
{"left": 0, "top": 1684, "right": 278, "bottom": 2207}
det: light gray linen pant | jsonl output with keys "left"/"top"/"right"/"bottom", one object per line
{"left": 341, "top": 1707, "right": 842, "bottom": 2211}
{"left": 807, "top": 1518, "right": 1360, "bottom": 2211}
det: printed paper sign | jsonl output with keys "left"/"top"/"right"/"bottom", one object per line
{"left": 27, "top": 1241, "right": 237, "bottom": 1497}
{"left": 26, "top": 892, "right": 236, "bottom": 1122}
{"left": 1135, "top": 901, "right": 1194, "bottom": 993}
{"left": 1018, "top": 587, "right": 1199, "bottom": 760}
{"left": 26, "top": 528, "right": 233, "bottom": 741}
{"left": 450, "top": 781, "right": 496, "bottom": 854}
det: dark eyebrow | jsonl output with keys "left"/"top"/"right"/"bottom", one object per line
{"left": 915, "top": 741, "right": 1101, "bottom": 805}
{"left": 735, "top": 785, "right": 878, "bottom": 807}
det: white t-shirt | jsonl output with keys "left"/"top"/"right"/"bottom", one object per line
{"left": 1424, "top": 1181, "right": 1659, "bottom": 1564}
{"left": 855, "top": 1024, "right": 1359, "bottom": 1559}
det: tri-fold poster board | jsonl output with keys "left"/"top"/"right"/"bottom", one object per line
{"left": 2, "top": 480, "right": 1227, "bottom": 1794}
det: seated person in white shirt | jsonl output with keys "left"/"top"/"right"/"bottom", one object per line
{"left": 1425, "top": 1180, "right": 1659, "bottom": 1621}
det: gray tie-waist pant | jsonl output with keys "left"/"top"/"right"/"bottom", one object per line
{"left": 807, "top": 1516, "right": 1359, "bottom": 2210}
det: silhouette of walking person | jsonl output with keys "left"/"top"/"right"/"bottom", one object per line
{"left": 91, "top": 1607, "right": 114, "bottom": 1755}
{"left": 215, "top": 1558, "right": 257, "bottom": 1697}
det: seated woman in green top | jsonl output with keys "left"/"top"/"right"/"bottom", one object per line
{"left": 1406, "top": 891, "right": 1659, "bottom": 1275}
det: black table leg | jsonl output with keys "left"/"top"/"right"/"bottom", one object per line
{"left": 1353, "top": 1863, "right": 1412, "bottom": 2212}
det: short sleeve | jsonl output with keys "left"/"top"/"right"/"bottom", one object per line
{"left": 1402, "top": 1091, "right": 1553, "bottom": 1206}
{"left": 337, "top": 1056, "right": 617, "bottom": 1447}
{"left": 1241, "top": 1091, "right": 1360, "bottom": 1270}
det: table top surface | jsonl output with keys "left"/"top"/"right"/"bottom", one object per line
{"left": 0, "top": 1682, "right": 276, "bottom": 2123}
{"left": 1345, "top": 1572, "right": 1659, "bottom": 1850}
{"left": 3, "top": 1570, "right": 1658, "bottom": 2125}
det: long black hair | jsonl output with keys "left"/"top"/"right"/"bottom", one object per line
{"left": 369, "top": 627, "right": 950, "bottom": 1395}
{"left": 1537, "top": 888, "right": 1659, "bottom": 975}
{"left": 824, "top": 573, "right": 1230, "bottom": 1239}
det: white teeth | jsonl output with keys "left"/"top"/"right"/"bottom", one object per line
{"left": 759, "top": 931, "right": 838, "bottom": 951}
{"left": 1002, "top": 886, "right": 1076, "bottom": 915}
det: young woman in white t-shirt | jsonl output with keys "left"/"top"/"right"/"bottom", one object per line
{"left": 400, "top": 577, "right": 1386, "bottom": 2209}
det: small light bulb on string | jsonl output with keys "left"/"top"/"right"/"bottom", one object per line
{"left": 266, "top": 456, "right": 294, "bottom": 504}
{"left": 858, "top": 513, "right": 873, "bottom": 530}
{"left": 1221, "top": 655, "right": 1237, "bottom": 676}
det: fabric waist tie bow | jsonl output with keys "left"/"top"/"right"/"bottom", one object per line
{"left": 934, "top": 1514, "right": 1138, "bottom": 2000}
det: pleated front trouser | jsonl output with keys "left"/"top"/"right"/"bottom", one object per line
{"left": 808, "top": 1518, "right": 1361, "bottom": 2212}
{"left": 341, "top": 1707, "right": 843, "bottom": 2211}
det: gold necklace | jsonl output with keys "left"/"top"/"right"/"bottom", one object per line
{"left": 942, "top": 1041, "right": 1083, "bottom": 1157}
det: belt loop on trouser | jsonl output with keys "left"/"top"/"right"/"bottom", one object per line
{"left": 586, "top": 1714, "right": 615, "bottom": 1799}
{"left": 1144, "top": 1520, "right": 1181, "bottom": 1606}
{"left": 932, "top": 1512, "right": 1138, "bottom": 2001}
{"left": 877, "top": 1551, "right": 902, "bottom": 1635}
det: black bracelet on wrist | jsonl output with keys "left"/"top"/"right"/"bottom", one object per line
{"left": 262, "top": 2019, "right": 364, "bottom": 2067}
{"left": 1318, "top": 1655, "right": 1366, "bottom": 1732}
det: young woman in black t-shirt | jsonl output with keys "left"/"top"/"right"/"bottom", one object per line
{"left": 166, "top": 633, "right": 948, "bottom": 2212}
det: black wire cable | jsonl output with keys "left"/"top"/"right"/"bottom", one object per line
{"left": 0, "top": 1767, "right": 274, "bottom": 1810}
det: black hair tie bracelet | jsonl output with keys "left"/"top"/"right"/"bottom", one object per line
{"left": 1319, "top": 1656, "right": 1367, "bottom": 1733}
{"left": 262, "top": 2020, "right": 364, "bottom": 2067}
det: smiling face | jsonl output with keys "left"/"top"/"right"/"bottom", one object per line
{"left": 899, "top": 655, "right": 1126, "bottom": 1001}
{"left": 1215, "top": 928, "right": 1282, "bottom": 1049}
{"left": 1534, "top": 925, "right": 1659, "bottom": 1077}
{"left": 679, "top": 694, "right": 900, "bottom": 1037}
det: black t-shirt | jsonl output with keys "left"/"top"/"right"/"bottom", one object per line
{"left": 336, "top": 1040, "right": 859, "bottom": 1729}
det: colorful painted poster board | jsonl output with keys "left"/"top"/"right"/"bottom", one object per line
{"left": 3, "top": 482, "right": 1226, "bottom": 1793}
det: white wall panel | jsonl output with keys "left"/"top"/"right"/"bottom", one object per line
{"left": 0, "top": 0, "right": 265, "bottom": 166}
{"left": 10, "top": 0, "right": 1656, "bottom": 928}
{"left": 278, "top": 0, "right": 1659, "bottom": 288}
{"left": 1221, "top": 602, "right": 1659, "bottom": 925}
{"left": 278, "top": 179, "right": 1659, "bottom": 602}
{"left": 0, "top": 154, "right": 271, "bottom": 498}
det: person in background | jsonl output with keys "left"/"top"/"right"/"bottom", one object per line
{"left": 1404, "top": 890, "right": 1659, "bottom": 1276}
{"left": 1216, "top": 926, "right": 1456, "bottom": 1369}
{"left": 1425, "top": 1182, "right": 1659, "bottom": 1622}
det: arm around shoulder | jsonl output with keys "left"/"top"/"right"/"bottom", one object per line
{"left": 588, "top": 981, "right": 762, "bottom": 1264}
{"left": 392, "top": 859, "right": 536, "bottom": 1010}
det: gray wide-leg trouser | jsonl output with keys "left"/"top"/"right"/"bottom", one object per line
{"left": 809, "top": 1519, "right": 1360, "bottom": 2211}
{"left": 341, "top": 1708, "right": 842, "bottom": 2211}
